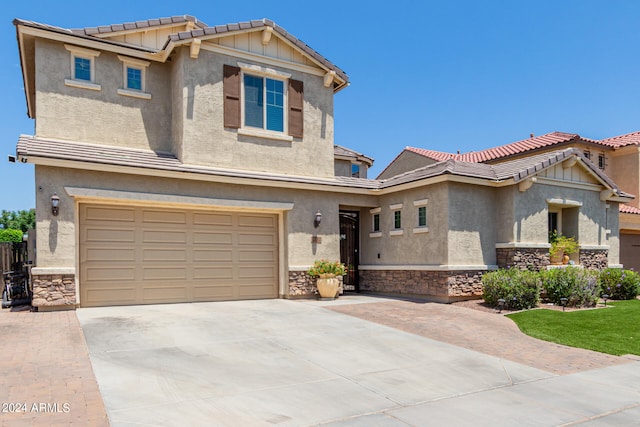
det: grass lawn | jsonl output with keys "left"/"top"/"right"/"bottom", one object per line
{"left": 507, "top": 300, "right": 640, "bottom": 356}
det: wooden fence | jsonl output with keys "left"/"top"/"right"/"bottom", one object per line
{"left": 0, "top": 242, "right": 27, "bottom": 276}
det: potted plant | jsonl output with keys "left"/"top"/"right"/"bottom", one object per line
{"left": 308, "top": 259, "right": 347, "bottom": 299}
{"left": 549, "top": 232, "right": 579, "bottom": 265}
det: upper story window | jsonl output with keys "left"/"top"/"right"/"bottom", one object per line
{"left": 223, "top": 63, "right": 304, "bottom": 141}
{"left": 117, "top": 56, "right": 151, "bottom": 100}
{"left": 64, "top": 44, "right": 101, "bottom": 91}
{"left": 244, "top": 74, "right": 284, "bottom": 132}
{"left": 598, "top": 153, "right": 606, "bottom": 170}
{"left": 351, "top": 164, "right": 360, "bottom": 178}
{"left": 583, "top": 150, "right": 591, "bottom": 160}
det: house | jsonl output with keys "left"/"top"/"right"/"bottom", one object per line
{"left": 380, "top": 131, "right": 640, "bottom": 271}
{"left": 13, "top": 16, "right": 633, "bottom": 309}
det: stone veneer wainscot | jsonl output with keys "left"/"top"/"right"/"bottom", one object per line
{"left": 31, "top": 268, "right": 76, "bottom": 309}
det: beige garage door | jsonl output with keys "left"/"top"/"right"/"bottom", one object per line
{"left": 79, "top": 204, "right": 278, "bottom": 307}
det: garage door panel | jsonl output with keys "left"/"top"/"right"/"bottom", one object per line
{"left": 193, "top": 213, "right": 233, "bottom": 226}
{"left": 85, "top": 248, "right": 135, "bottom": 262}
{"left": 238, "top": 249, "right": 277, "bottom": 262}
{"left": 193, "top": 232, "right": 233, "bottom": 245}
{"left": 84, "top": 206, "right": 135, "bottom": 222}
{"left": 192, "top": 267, "right": 234, "bottom": 279}
{"left": 85, "top": 227, "right": 135, "bottom": 243}
{"left": 142, "top": 267, "right": 187, "bottom": 280}
{"left": 143, "top": 210, "right": 187, "bottom": 224}
{"left": 238, "top": 233, "right": 276, "bottom": 246}
{"left": 85, "top": 267, "right": 136, "bottom": 281}
{"left": 143, "top": 230, "right": 187, "bottom": 244}
{"left": 80, "top": 204, "right": 278, "bottom": 307}
{"left": 85, "top": 287, "right": 137, "bottom": 306}
{"left": 238, "top": 215, "right": 276, "bottom": 228}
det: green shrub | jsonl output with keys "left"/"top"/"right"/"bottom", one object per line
{"left": 482, "top": 269, "right": 541, "bottom": 310}
{"left": 541, "top": 267, "right": 600, "bottom": 307}
{"left": 0, "top": 228, "right": 24, "bottom": 243}
{"left": 599, "top": 268, "right": 640, "bottom": 300}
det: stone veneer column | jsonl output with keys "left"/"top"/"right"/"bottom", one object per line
{"left": 30, "top": 267, "right": 76, "bottom": 310}
{"left": 288, "top": 270, "right": 343, "bottom": 298}
{"left": 579, "top": 249, "right": 608, "bottom": 270}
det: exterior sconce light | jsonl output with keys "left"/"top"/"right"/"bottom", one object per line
{"left": 51, "top": 193, "right": 60, "bottom": 216}
{"left": 314, "top": 210, "right": 322, "bottom": 228}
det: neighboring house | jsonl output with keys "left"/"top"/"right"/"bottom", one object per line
{"left": 380, "top": 131, "right": 640, "bottom": 271}
{"left": 13, "top": 16, "right": 634, "bottom": 309}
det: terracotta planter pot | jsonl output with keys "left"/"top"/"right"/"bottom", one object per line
{"left": 317, "top": 276, "right": 339, "bottom": 299}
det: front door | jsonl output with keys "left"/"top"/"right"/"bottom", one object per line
{"left": 339, "top": 211, "right": 359, "bottom": 292}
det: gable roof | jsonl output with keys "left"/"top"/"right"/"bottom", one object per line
{"left": 599, "top": 131, "right": 640, "bottom": 148}
{"left": 405, "top": 132, "right": 597, "bottom": 164}
{"left": 334, "top": 145, "right": 374, "bottom": 166}
{"left": 14, "top": 15, "right": 349, "bottom": 118}
{"left": 380, "top": 148, "right": 633, "bottom": 200}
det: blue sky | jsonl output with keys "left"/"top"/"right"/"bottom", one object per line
{"left": 2, "top": 0, "right": 640, "bottom": 211}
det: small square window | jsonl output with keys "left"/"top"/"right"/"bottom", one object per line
{"left": 418, "top": 206, "right": 427, "bottom": 227}
{"left": 127, "top": 67, "right": 142, "bottom": 91}
{"left": 373, "top": 214, "right": 380, "bottom": 232}
{"left": 394, "top": 211, "right": 402, "bottom": 229}
{"left": 583, "top": 150, "right": 591, "bottom": 160}
{"left": 74, "top": 57, "right": 91, "bottom": 81}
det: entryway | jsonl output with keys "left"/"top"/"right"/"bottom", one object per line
{"left": 339, "top": 211, "right": 359, "bottom": 292}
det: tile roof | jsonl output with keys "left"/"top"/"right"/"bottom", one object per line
{"left": 599, "top": 131, "right": 640, "bottom": 148}
{"left": 334, "top": 145, "right": 374, "bottom": 166}
{"left": 71, "top": 15, "right": 207, "bottom": 36}
{"left": 406, "top": 131, "right": 590, "bottom": 163}
{"left": 14, "top": 16, "right": 349, "bottom": 86}
{"left": 16, "top": 135, "right": 376, "bottom": 189}
{"left": 16, "top": 136, "right": 631, "bottom": 199}
{"left": 620, "top": 204, "right": 640, "bottom": 215}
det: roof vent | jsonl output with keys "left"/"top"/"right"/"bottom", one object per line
{"left": 530, "top": 133, "right": 535, "bottom": 138}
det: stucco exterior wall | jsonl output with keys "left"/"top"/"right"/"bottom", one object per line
{"left": 334, "top": 159, "right": 351, "bottom": 177}
{"left": 33, "top": 165, "right": 376, "bottom": 271}
{"left": 447, "top": 183, "right": 496, "bottom": 265}
{"left": 609, "top": 146, "right": 640, "bottom": 208}
{"left": 359, "top": 183, "right": 449, "bottom": 265}
{"left": 173, "top": 48, "right": 335, "bottom": 177}
{"left": 495, "top": 186, "right": 516, "bottom": 243}
{"left": 34, "top": 39, "right": 172, "bottom": 152}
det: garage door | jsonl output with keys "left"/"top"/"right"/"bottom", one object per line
{"left": 79, "top": 204, "right": 278, "bottom": 307}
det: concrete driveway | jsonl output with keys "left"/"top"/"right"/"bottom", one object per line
{"left": 77, "top": 297, "right": 640, "bottom": 426}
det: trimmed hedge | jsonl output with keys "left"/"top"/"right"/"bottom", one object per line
{"left": 0, "top": 228, "right": 23, "bottom": 243}
{"left": 482, "top": 269, "right": 541, "bottom": 310}
{"left": 599, "top": 268, "right": 640, "bottom": 300}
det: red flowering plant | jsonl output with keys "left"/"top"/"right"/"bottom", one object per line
{"left": 307, "top": 259, "right": 347, "bottom": 278}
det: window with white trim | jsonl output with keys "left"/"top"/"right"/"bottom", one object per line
{"left": 369, "top": 207, "right": 381, "bottom": 238}
{"left": 64, "top": 44, "right": 101, "bottom": 91}
{"left": 389, "top": 203, "right": 403, "bottom": 235}
{"left": 117, "top": 56, "right": 151, "bottom": 99}
{"left": 413, "top": 199, "right": 429, "bottom": 234}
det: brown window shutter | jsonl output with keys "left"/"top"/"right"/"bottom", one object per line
{"left": 288, "top": 79, "right": 303, "bottom": 138}
{"left": 223, "top": 65, "right": 241, "bottom": 128}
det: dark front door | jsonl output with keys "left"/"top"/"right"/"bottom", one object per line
{"left": 339, "top": 211, "right": 359, "bottom": 292}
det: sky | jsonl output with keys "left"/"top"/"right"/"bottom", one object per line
{"left": 2, "top": 0, "right": 640, "bottom": 211}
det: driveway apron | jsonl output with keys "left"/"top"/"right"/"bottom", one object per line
{"left": 75, "top": 297, "right": 640, "bottom": 426}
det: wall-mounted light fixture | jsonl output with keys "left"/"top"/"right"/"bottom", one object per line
{"left": 51, "top": 193, "right": 60, "bottom": 216}
{"left": 314, "top": 210, "right": 322, "bottom": 228}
